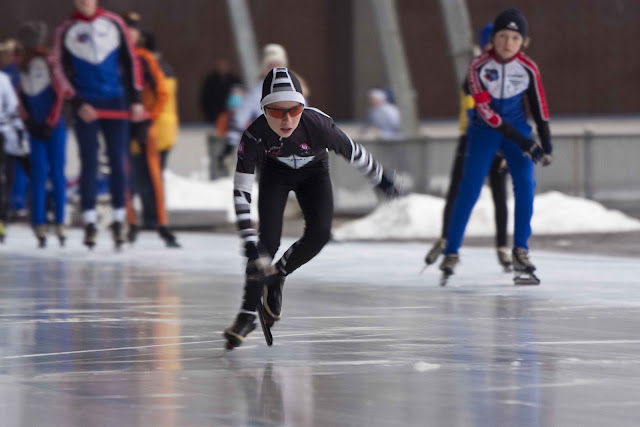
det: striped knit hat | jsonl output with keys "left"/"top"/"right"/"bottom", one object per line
{"left": 260, "top": 67, "right": 306, "bottom": 109}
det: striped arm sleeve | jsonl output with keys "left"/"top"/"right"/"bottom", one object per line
{"left": 233, "top": 172, "right": 258, "bottom": 244}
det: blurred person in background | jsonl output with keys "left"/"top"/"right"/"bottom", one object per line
{"left": 123, "top": 12, "right": 180, "bottom": 248}
{"left": 200, "top": 58, "right": 240, "bottom": 126}
{"left": 0, "top": 68, "right": 30, "bottom": 243}
{"left": 17, "top": 21, "right": 68, "bottom": 248}
{"left": 223, "top": 68, "right": 402, "bottom": 349}
{"left": 143, "top": 31, "right": 178, "bottom": 172}
{"left": 361, "top": 88, "right": 402, "bottom": 140}
{"left": 54, "top": 0, "right": 144, "bottom": 250}
{"left": 217, "top": 44, "right": 291, "bottom": 169}
{"left": 214, "top": 85, "right": 244, "bottom": 174}
{"left": 0, "top": 38, "right": 30, "bottom": 221}
{"left": 424, "top": 23, "right": 512, "bottom": 272}
{"left": 438, "top": 9, "right": 553, "bottom": 286}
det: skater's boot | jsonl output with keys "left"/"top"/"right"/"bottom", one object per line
{"left": 55, "top": 224, "right": 66, "bottom": 247}
{"left": 110, "top": 221, "right": 126, "bottom": 250}
{"left": 496, "top": 246, "right": 512, "bottom": 272}
{"left": 512, "top": 247, "right": 540, "bottom": 285}
{"left": 263, "top": 273, "right": 285, "bottom": 321}
{"left": 0, "top": 221, "right": 5, "bottom": 243}
{"left": 158, "top": 226, "right": 181, "bottom": 248}
{"left": 127, "top": 223, "right": 138, "bottom": 244}
{"left": 83, "top": 223, "right": 97, "bottom": 249}
{"left": 224, "top": 311, "right": 257, "bottom": 349}
{"left": 34, "top": 224, "right": 47, "bottom": 248}
{"left": 439, "top": 253, "right": 459, "bottom": 286}
{"left": 425, "top": 238, "right": 446, "bottom": 266}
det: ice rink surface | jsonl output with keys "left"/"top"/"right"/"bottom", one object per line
{"left": 0, "top": 225, "right": 639, "bottom": 426}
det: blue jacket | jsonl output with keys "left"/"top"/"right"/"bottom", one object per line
{"left": 54, "top": 8, "right": 142, "bottom": 106}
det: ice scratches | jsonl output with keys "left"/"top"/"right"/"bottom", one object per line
{"left": 480, "top": 378, "right": 600, "bottom": 392}
{"left": 413, "top": 361, "right": 440, "bottom": 372}
{"left": 498, "top": 400, "right": 540, "bottom": 407}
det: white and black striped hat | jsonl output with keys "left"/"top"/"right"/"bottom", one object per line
{"left": 260, "top": 67, "right": 306, "bottom": 109}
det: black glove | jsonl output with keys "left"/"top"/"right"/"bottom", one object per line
{"left": 25, "top": 118, "right": 53, "bottom": 141}
{"left": 521, "top": 139, "right": 544, "bottom": 163}
{"left": 376, "top": 173, "right": 403, "bottom": 199}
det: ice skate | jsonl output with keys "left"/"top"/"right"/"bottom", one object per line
{"left": 83, "top": 223, "right": 97, "bottom": 249}
{"left": 55, "top": 224, "right": 66, "bottom": 247}
{"left": 263, "top": 273, "right": 285, "bottom": 322}
{"left": 158, "top": 226, "right": 181, "bottom": 248}
{"left": 110, "top": 221, "right": 126, "bottom": 251}
{"left": 34, "top": 224, "right": 47, "bottom": 248}
{"left": 224, "top": 311, "right": 257, "bottom": 349}
{"left": 439, "top": 253, "right": 459, "bottom": 286}
{"left": 256, "top": 303, "right": 274, "bottom": 346}
{"left": 496, "top": 246, "right": 512, "bottom": 272}
{"left": 512, "top": 247, "right": 540, "bottom": 285}
{"left": 127, "top": 223, "right": 138, "bottom": 244}
{"left": 424, "top": 238, "right": 446, "bottom": 267}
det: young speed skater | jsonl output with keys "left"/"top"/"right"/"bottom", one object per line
{"left": 425, "top": 23, "right": 512, "bottom": 272}
{"left": 438, "top": 9, "right": 553, "bottom": 286}
{"left": 224, "top": 68, "right": 402, "bottom": 349}
{"left": 17, "top": 21, "right": 68, "bottom": 248}
{"left": 54, "top": 0, "right": 144, "bottom": 250}
{"left": 122, "top": 12, "right": 180, "bottom": 248}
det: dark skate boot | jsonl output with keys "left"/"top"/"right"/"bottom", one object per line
{"left": 439, "top": 253, "right": 459, "bottom": 287}
{"left": 110, "top": 221, "right": 126, "bottom": 251}
{"left": 512, "top": 247, "right": 540, "bottom": 285}
{"left": 55, "top": 224, "right": 66, "bottom": 247}
{"left": 83, "top": 223, "right": 97, "bottom": 249}
{"left": 263, "top": 273, "right": 285, "bottom": 323}
{"left": 224, "top": 311, "right": 257, "bottom": 349}
{"left": 127, "top": 223, "right": 139, "bottom": 244}
{"left": 34, "top": 224, "right": 47, "bottom": 248}
{"left": 496, "top": 246, "right": 512, "bottom": 272}
{"left": 424, "top": 238, "right": 446, "bottom": 267}
{"left": 158, "top": 226, "right": 181, "bottom": 248}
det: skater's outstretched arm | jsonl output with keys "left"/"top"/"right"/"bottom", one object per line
{"left": 306, "top": 107, "right": 402, "bottom": 198}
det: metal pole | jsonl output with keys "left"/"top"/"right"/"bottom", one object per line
{"left": 225, "top": 0, "right": 259, "bottom": 88}
{"left": 583, "top": 130, "right": 594, "bottom": 199}
{"left": 438, "top": 0, "right": 474, "bottom": 88}
{"left": 371, "top": 0, "right": 419, "bottom": 137}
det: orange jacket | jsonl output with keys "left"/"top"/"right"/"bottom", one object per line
{"left": 136, "top": 47, "right": 168, "bottom": 120}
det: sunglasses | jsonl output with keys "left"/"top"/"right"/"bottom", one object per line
{"left": 264, "top": 104, "right": 304, "bottom": 119}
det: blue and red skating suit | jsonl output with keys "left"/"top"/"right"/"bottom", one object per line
{"left": 445, "top": 50, "right": 553, "bottom": 254}
{"left": 467, "top": 50, "right": 551, "bottom": 153}
{"left": 18, "top": 51, "right": 68, "bottom": 226}
{"left": 53, "top": 8, "right": 142, "bottom": 104}
{"left": 18, "top": 52, "right": 65, "bottom": 126}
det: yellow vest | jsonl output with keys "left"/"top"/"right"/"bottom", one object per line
{"left": 155, "top": 76, "right": 179, "bottom": 151}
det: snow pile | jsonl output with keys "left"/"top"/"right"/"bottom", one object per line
{"left": 163, "top": 171, "right": 258, "bottom": 221}
{"left": 333, "top": 188, "right": 640, "bottom": 241}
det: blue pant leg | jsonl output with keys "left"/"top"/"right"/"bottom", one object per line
{"left": 29, "top": 137, "right": 48, "bottom": 225}
{"left": 445, "top": 127, "right": 502, "bottom": 254}
{"left": 74, "top": 117, "right": 100, "bottom": 212}
{"left": 99, "top": 118, "right": 128, "bottom": 209}
{"left": 10, "top": 160, "right": 29, "bottom": 210}
{"left": 47, "top": 121, "right": 68, "bottom": 224}
{"left": 501, "top": 123, "right": 535, "bottom": 250}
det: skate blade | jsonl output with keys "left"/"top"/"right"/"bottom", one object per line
{"left": 514, "top": 273, "right": 540, "bottom": 286}
{"left": 257, "top": 303, "right": 274, "bottom": 346}
{"left": 439, "top": 272, "right": 452, "bottom": 287}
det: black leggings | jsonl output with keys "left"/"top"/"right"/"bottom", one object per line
{"left": 242, "top": 159, "right": 333, "bottom": 311}
{"left": 441, "top": 134, "right": 508, "bottom": 248}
